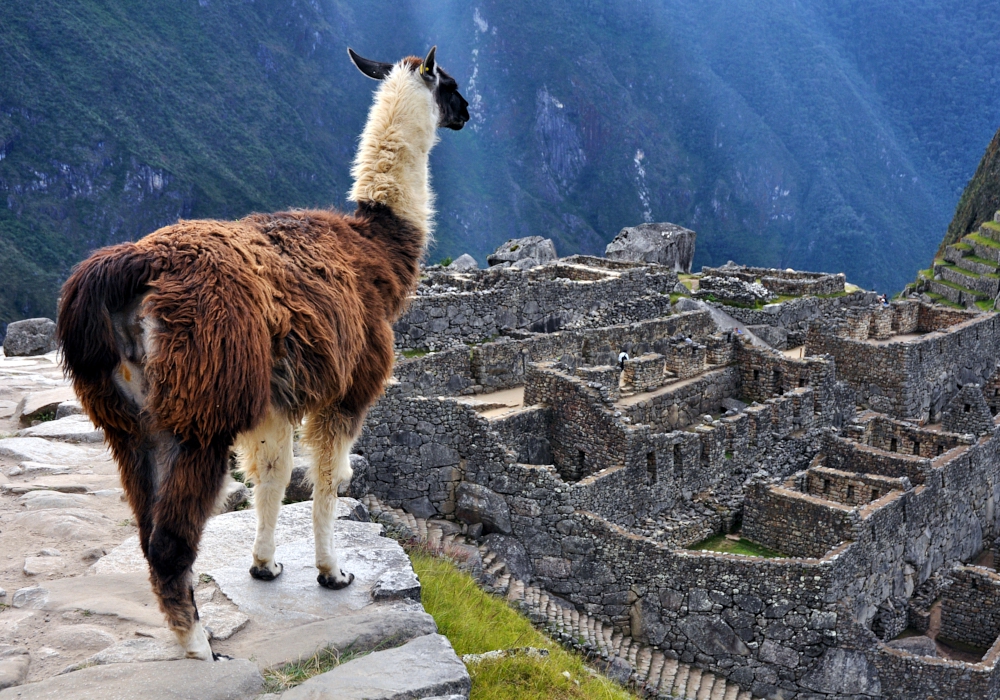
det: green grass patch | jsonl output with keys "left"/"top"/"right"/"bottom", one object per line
{"left": 439, "top": 257, "right": 454, "bottom": 267}
{"left": 964, "top": 254, "right": 999, "bottom": 268}
{"left": 982, "top": 221, "right": 1000, "bottom": 233}
{"left": 967, "top": 233, "right": 1000, "bottom": 250}
{"left": 689, "top": 534, "right": 786, "bottom": 559}
{"left": 262, "top": 645, "right": 381, "bottom": 693}
{"left": 815, "top": 290, "right": 850, "bottom": 299}
{"left": 401, "top": 348, "right": 430, "bottom": 359}
{"left": 925, "top": 292, "right": 966, "bottom": 309}
{"left": 976, "top": 300, "right": 995, "bottom": 312}
{"left": 952, "top": 242, "right": 973, "bottom": 252}
{"left": 411, "top": 552, "right": 638, "bottom": 700}
{"left": 939, "top": 262, "right": 980, "bottom": 278}
{"left": 932, "top": 277, "right": 985, "bottom": 296}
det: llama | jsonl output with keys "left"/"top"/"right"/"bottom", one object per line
{"left": 56, "top": 47, "right": 468, "bottom": 660}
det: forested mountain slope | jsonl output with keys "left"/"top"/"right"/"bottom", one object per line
{"left": 1, "top": 0, "right": 998, "bottom": 328}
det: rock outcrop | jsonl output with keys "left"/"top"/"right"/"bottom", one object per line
{"left": 486, "top": 236, "right": 558, "bottom": 268}
{"left": 604, "top": 222, "right": 696, "bottom": 272}
{"left": 2, "top": 319, "right": 56, "bottom": 357}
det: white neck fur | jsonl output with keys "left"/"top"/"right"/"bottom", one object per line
{"left": 349, "top": 62, "right": 440, "bottom": 243}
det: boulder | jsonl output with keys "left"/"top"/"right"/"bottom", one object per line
{"left": 604, "top": 222, "right": 696, "bottom": 272}
{"left": 677, "top": 615, "right": 750, "bottom": 657}
{"left": 482, "top": 533, "right": 533, "bottom": 581}
{"left": 799, "top": 648, "right": 881, "bottom": 695}
{"left": 455, "top": 482, "right": 512, "bottom": 535}
{"left": 486, "top": 236, "right": 558, "bottom": 267}
{"left": 3, "top": 318, "right": 56, "bottom": 357}
{"left": 449, "top": 254, "right": 479, "bottom": 272}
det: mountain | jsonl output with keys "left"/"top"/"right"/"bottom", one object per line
{"left": 1, "top": 0, "right": 999, "bottom": 331}
{"left": 934, "top": 126, "right": 1000, "bottom": 257}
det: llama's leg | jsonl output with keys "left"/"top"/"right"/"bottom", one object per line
{"left": 147, "top": 436, "right": 231, "bottom": 660}
{"left": 103, "top": 426, "right": 159, "bottom": 557}
{"left": 235, "top": 408, "right": 294, "bottom": 580}
{"left": 304, "top": 410, "right": 355, "bottom": 590}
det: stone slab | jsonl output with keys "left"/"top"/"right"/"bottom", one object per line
{"left": 12, "top": 387, "right": 76, "bottom": 424}
{"left": 280, "top": 634, "right": 470, "bottom": 700}
{"left": 0, "top": 647, "right": 29, "bottom": 692}
{"left": 0, "top": 438, "right": 95, "bottom": 465}
{"left": 11, "top": 574, "right": 165, "bottom": 628}
{"left": 11, "top": 508, "right": 114, "bottom": 540}
{"left": 17, "top": 491, "right": 94, "bottom": 510}
{"left": 17, "top": 416, "right": 104, "bottom": 444}
{"left": 228, "top": 605, "right": 436, "bottom": 670}
{"left": 95, "top": 500, "right": 362, "bottom": 576}
{"left": 0, "top": 658, "right": 263, "bottom": 700}
{"left": 207, "top": 528, "right": 412, "bottom": 624}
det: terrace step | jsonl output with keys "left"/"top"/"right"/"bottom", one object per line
{"left": 928, "top": 279, "right": 986, "bottom": 308}
{"left": 935, "top": 263, "right": 1000, "bottom": 297}
{"left": 963, "top": 233, "right": 1000, "bottom": 264}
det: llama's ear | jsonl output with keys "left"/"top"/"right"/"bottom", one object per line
{"left": 420, "top": 46, "right": 437, "bottom": 80}
{"left": 348, "top": 48, "right": 393, "bottom": 80}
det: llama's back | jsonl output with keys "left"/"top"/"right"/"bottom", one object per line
{"left": 59, "top": 211, "right": 399, "bottom": 442}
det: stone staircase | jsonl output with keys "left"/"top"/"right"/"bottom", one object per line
{"left": 928, "top": 217, "right": 1000, "bottom": 310}
{"left": 361, "top": 495, "right": 759, "bottom": 700}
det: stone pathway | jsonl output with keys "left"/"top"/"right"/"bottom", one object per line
{"left": 363, "top": 495, "right": 761, "bottom": 700}
{"left": 0, "top": 350, "right": 469, "bottom": 699}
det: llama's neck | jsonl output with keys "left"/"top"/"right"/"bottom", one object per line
{"left": 349, "top": 64, "right": 439, "bottom": 246}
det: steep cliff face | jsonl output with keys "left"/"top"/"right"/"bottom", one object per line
{"left": 936, "top": 127, "right": 1000, "bottom": 257}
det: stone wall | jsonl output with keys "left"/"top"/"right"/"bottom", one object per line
{"left": 700, "top": 264, "right": 846, "bottom": 297}
{"left": 803, "top": 466, "right": 909, "bottom": 507}
{"left": 940, "top": 566, "right": 1000, "bottom": 650}
{"left": 806, "top": 310, "right": 1000, "bottom": 420}
{"left": 743, "top": 482, "right": 858, "bottom": 558}
{"left": 823, "top": 432, "right": 934, "bottom": 484}
{"left": 394, "top": 260, "right": 678, "bottom": 350}
{"left": 849, "top": 414, "right": 969, "bottom": 459}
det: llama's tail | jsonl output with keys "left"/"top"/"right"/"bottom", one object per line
{"left": 57, "top": 243, "right": 154, "bottom": 383}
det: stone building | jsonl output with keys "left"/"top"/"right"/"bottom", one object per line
{"left": 355, "top": 250, "right": 1000, "bottom": 699}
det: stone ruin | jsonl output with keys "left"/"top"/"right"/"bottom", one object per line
{"left": 355, "top": 235, "right": 1000, "bottom": 699}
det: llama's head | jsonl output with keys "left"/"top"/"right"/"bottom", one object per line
{"left": 349, "top": 47, "right": 469, "bottom": 131}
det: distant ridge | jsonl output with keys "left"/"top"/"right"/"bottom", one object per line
{"left": 937, "top": 127, "right": 1000, "bottom": 258}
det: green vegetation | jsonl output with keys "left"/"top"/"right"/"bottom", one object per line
{"left": 262, "top": 645, "right": 381, "bottom": 693}
{"left": 967, "top": 234, "right": 1000, "bottom": 250}
{"left": 964, "top": 255, "right": 998, "bottom": 269}
{"left": 932, "top": 277, "right": 984, "bottom": 296}
{"left": 411, "top": 552, "right": 637, "bottom": 700}
{"left": 690, "top": 534, "right": 786, "bottom": 559}
{"left": 440, "top": 257, "right": 454, "bottom": 267}
{"left": 925, "top": 292, "right": 966, "bottom": 310}
{"left": 976, "top": 300, "right": 995, "bottom": 312}
{"left": 401, "top": 348, "right": 431, "bottom": 359}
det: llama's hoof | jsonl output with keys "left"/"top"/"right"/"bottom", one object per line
{"left": 249, "top": 562, "right": 283, "bottom": 581}
{"left": 212, "top": 652, "right": 234, "bottom": 661}
{"left": 317, "top": 570, "right": 355, "bottom": 590}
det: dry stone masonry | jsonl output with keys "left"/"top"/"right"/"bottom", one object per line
{"left": 357, "top": 236, "right": 1000, "bottom": 699}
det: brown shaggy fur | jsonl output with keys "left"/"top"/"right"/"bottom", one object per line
{"left": 57, "top": 202, "right": 422, "bottom": 643}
